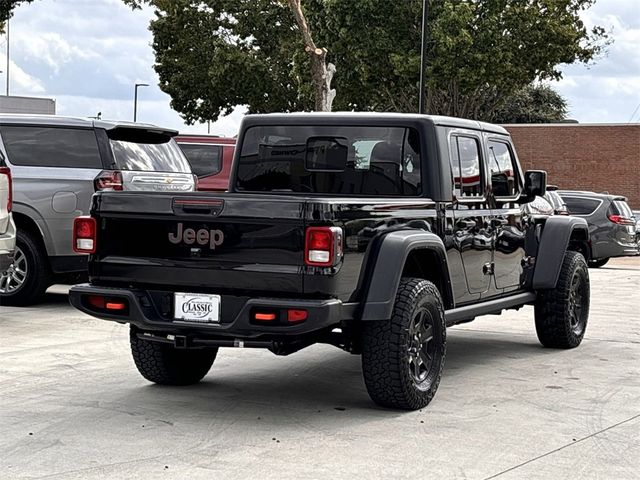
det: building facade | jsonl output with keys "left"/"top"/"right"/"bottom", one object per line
{"left": 506, "top": 124, "right": 640, "bottom": 209}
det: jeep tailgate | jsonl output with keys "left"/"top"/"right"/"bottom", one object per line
{"left": 90, "top": 192, "right": 306, "bottom": 294}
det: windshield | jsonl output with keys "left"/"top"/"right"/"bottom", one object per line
{"left": 110, "top": 135, "right": 192, "bottom": 173}
{"left": 236, "top": 125, "right": 422, "bottom": 196}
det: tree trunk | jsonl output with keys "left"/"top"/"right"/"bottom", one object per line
{"left": 287, "top": 0, "right": 336, "bottom": 112}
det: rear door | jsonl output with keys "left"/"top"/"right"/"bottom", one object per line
{"left": 106, "top": 128, "right": 195, "bottom": 192}
{"left": 93, "top": 193, "right": 307, "bottom": 294}
{"left": 447, "top": 131, "right": 493, "bottom": 302}
{"left": 608, "top": 199, "right": 638, "bottom": 250}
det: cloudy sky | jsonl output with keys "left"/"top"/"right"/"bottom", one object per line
{"left": 6, "top": 0, "right": 640, "bottom": 134}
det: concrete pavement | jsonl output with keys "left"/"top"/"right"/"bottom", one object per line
{"left": 1, "top": 259, "right": 639, "bottom": 479}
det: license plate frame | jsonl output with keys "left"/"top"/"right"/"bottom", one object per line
{"left": 174, "top": 292, "right": 221, "bottom": 323}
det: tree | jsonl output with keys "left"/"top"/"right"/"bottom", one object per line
{"left": 489, "top": 84, "right": 569, "bottom": 124}
{"left": 0, "top": 0, "right": 33, "bottom": 32}
{"left": 125, "top": 0, "right": 608, "bottom": 123}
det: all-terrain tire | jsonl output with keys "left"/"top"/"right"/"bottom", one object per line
{"left": 535, "top": 251, "right": 590, "bottom": 349}
{"left": 130, "top": 327, "right": 218, "bottom": 385}
{"left": 361, "top": 278, "right": 446, "bottom": 410}
{"left": 588, "top": 258, "right": 609, "bottom": 268}
{"left": 0, "top": 229, "right": 52, "bottom": 306}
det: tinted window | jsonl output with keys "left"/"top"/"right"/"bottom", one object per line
{"left": 610, "top": 200, "right": 633, "bottom": 218}
{"left": 110, "top": 136, "right": 191, "bottom": 173}
{"left": 562, "top": 196, "right": 602, "bottom": 215}
{"left": 0, "top": 126, "right": 102, "bottom": 168}
{"left": 237, "top": 126, "right": 421, "bottom": 196}
{"left": 488, "top": 140, "right": 518, "bottom": 197}
{"left": 449, "top": 135, "right": 482, "bottom": 198}
{"left": 179, "top": 144, "right": 222, "bottom": 178}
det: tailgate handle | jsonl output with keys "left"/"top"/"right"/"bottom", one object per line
{"left": 172, "top": 198, "right": 224, "bottom": 216}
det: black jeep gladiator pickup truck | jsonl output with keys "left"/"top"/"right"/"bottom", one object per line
{"left": 70, "top": 113, "right": 591, "bottom": 410}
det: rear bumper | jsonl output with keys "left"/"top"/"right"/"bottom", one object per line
{"left": 0, "top": 216, "right": 16, "bottom": 271}
{"left": 69, "top": 284, "right": 354, "bottom": 338}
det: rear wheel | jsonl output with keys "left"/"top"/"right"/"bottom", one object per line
{"left": 129, "top": 327, "right": 217, "bottom": 385}
{"left": 361, "top": 278, "right": 446, "bottom": 410}
{"left": 0, "top": 229, "right": 52, "bottom": 306}
{"left": 535, "top": 251, "right": 590, "bottom": 348}
{"left": 588, "top": 258, "right": 609, "bottom": 268}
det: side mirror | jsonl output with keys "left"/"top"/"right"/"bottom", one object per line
{"left": 523, "top": 170, "right": 547, "bottom": 202}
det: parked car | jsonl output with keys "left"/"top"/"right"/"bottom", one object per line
{"left": 70, "top": 113, "right": 591, "bottom": 410}
{"left": 559, "top": 190, "right": 639, "bottom": 267}
{"left": 0, "top": 114, "right": 195, "bottom": 306}
{"left": 176, "top": 135, "right": 235, "bottom": 191}
{"left": 0, "top": 160, "right": 16, "bottom": 286}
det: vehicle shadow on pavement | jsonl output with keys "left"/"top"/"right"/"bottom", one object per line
{"left": 100, "top": 332, "right": 551, "bottom": 424}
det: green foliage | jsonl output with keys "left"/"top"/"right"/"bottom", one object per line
{"left": 0, "top": 0, "right": 33, "bottom": 32}
{"left": 489, "top": 84, "right": 569, "bottom": 124}
{"left": 126, "top": 0, "right": 608, "bottom": 123}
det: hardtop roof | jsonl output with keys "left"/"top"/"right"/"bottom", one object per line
{"left": 0, "top": 114, "right": 177, "bottom": 136}
{"left": 242, "top": 112, "right": 509, "bottom": 135}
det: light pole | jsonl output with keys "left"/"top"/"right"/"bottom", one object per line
{"left": 133, "top": 83, "right": 149, "bottom": 122}
{"left": 418, "top": 0, "right": 429, "bottom": 114}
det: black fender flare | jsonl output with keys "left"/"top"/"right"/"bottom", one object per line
{"left": 532, "top": 216, "right": 589, "bottom": 289}
{"left": 360, "top": 231, "right": 453, "bottom": 321}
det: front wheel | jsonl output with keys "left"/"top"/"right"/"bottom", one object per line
{"left": 535, "top": 251, "right": 590, "bottom": 348}
{"left": 130, "top": 327, "right": 218, "bottom": 385}
{"left": 588, "top": 258, "right": 609, "bottom": 268}
{"left": 361, "top": 278, "right": 446, "bottom": 410}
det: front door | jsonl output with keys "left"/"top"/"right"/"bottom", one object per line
{"left": 486, "top": 139, "right": 526, "bottom": 293}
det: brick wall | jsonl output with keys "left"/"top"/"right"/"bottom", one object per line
{"left": 505, "top": 124, "right": 640, "bottom": 209}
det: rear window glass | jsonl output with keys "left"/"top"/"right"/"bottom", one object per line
{"left": 179, "top": 144, "right": 222, "bottom": 178}
{"left": 610, "top": 200, "right": 633, "bottom": 218}
{"left": 236, "top": 126, "right": 421, "bottom": 196}
{"left": 562, "top": 196, "right": 602, "bottom": 215}
{"left": 449, "top": 135, "right": 482, "bottom": 198}
{"left": 0, "top": 126, "right": 102, "bottom": 168}
{"left": 109, "top": 132, "right": 191, "bottom": 173}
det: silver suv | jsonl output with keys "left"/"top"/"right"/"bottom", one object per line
{"left": 0, "top": 115, "right": 195, "bottom": 305}
{"left": 0, "top": 160, "right": 16, "bottom": 278}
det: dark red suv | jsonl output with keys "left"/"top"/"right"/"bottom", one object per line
{"left": 176, "top": 135, "right": 236, "bottom": 191}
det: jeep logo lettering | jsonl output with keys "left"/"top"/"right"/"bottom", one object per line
{"left": 168, "top": 223, "right": 224, "bottom": 250}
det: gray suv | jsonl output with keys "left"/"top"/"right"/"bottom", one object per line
{"left": 559, "top": 191, "right": 639, "bottom": 267}
{"left": 0, "top": 115, "right": 195, "bottom": 305}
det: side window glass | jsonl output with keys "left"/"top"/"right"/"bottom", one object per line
{"left": 449, "top": 135, "right": 482, "bottom": 198}
{"left": 0, "top": 126, "right": 102, "bottom": 168}
{"left": 488, "top": 140, "right": 518, "bottom": 197}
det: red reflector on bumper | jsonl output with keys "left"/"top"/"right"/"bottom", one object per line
{"left": 106, "top": 302, "right": 127, "bottom": 311}
{"left": 254, "top": 312, "right": 276, "bottom": 321}
{"left": 287, "top": 309, "right": 308, "bottom": 323}
{"left": 88, "top": 295, "right": 105, "bottom": 309}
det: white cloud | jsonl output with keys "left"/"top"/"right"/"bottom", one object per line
{"left": 555, "top": 0, "right": 640, "bottom": 123}
{"left": 9, "top": 61, "right": 45, "bottom": 94}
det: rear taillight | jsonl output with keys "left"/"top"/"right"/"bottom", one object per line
{"left": 73, "top": 216, "right": 97, "bottom": 254}
{"left": 608, "top": 214, "right": 635, "bottom": 226}
{"left": 94, "top": 170, "right": 123, "bottom": 191}
{"left": 305, "top": 226, "right": 343, "bottom": 267}
{"left": 0, "top": 166, "right": 12, "bottom": 213}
